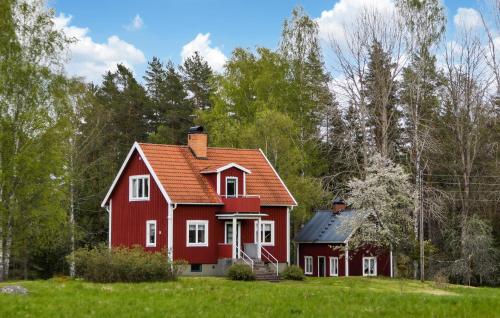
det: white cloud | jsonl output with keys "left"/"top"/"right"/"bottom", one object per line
{"left": 53, "top": 13, "right": 146, "bottom": 83}
{"left": 315, "top": 0, "right": 395, "bottom": 43}
{"left": 454, "top": 8, "right": 482, "bottom": 30}
{"left": 125, "top": 14, "right": 144, "bottom": 31}
{"left": 181, "top": 33, "right": 227, "bottom": 72}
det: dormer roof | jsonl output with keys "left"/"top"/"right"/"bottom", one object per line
{"left": 200, "top": 163, "right": 251, "bottom": 174}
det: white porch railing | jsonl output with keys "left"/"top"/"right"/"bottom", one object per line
{"left": 236, "top": 245, "right": 254, "bottom": 270}
{"left": 221, "top": 194, "right": 261, "bottom": 198}
{"left": 261, "top": 247, "right": 279, "bottom": 276}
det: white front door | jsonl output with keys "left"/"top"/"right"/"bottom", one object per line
{"left": 225, "top": 222, "right": 241, "bottom": 255}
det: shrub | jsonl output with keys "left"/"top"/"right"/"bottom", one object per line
{"left": 68, "top": 244, "right": 187, "bottom": 283}
{"left": 433, "top": 272, "right": 449, "bottom": 289}
{"left": 281, "top": 265, "right": 305, "bottom": 281}
{"left": 227, "top": 263, "right": 255, "bottom": 281}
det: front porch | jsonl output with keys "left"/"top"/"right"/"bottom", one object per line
{"left": 215, "top": 212, "right": 279, "bottom": 275}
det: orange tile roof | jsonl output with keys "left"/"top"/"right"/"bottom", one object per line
{"left": 138, "top": 143, "right": 296, "bottom": 206}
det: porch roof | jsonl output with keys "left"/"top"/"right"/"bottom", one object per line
{"left": 216, "top": 213, "right": 268, "bottom": 220}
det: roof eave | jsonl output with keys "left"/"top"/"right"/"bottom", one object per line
{"left": 258, "top": 149, "right": 298, "bottom": 206}
{"left": 294, "top": 240, "right": 346, "bottom": 244}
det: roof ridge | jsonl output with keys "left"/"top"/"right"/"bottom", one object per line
{"left": 138, "top": 142, "right": 260, "bottom": 152}
{"left": 139, "top": 143, "right": 188, "bottom": 148}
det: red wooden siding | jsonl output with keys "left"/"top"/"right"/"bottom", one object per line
{"left": 173, "top": 205, "right": 221, "bottom": 264}
{"left": 298, "top": 243, "right": 391, "bottom": 277}
{"left": 348, "top": 245, "right": 391, "bottom": 276}
{"left": 110, "top": 150, "right": 167, "bottom": 252}
{"left": 298, "top": 243, "right": 346, "bottom": 277}
{"left": 261, "top": 206, "right": 288, "bottom": 263}
{"left": 221, "top": 196, "right": 260, "bottom": 213}
{"left": 172, "top": 205, "right": 288, "bottom": 264}
{"left": 219, "top": 167, "right": 244, "bottom": 196}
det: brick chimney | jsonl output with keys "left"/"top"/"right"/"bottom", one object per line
{"left": 332, "top": 197, "right": 346, "bottom": 213}
{"left": 188, "top": 126, "right": 207, "bottom": 159}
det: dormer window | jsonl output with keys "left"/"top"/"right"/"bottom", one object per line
{"left": 129, "top": 175, "right": 150, "bottom": 201}
{"left": 226, "top": 177, "right": 238, "bottom": 198}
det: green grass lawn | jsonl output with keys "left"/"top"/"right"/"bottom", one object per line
{"left": 0, "top": 277, "right": 499, "bottom": 317}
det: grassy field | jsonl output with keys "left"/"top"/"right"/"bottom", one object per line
{"left": 0, "top": 277, "right": 499, "bottom": 317}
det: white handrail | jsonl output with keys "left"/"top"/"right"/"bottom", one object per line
{"left": 236, "top": 245, "right": 254, "bottom": 270}
{"left": 261, "top": 247, "right": 279, "bottom": 276}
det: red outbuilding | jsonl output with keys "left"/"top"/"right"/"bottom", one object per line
{"left": 101, "top": 126, "right": 296, "bottom": 276}
{"left": 295, "top": 198, "right": 393, "bottom": 277}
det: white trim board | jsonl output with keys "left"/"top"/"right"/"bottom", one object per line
{"left": 101, "top": 142, "right": 173, "bottom": 207}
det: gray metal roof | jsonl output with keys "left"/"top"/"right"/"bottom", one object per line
{"left": 294, "top": 209, "right": 357, "bottom": 243}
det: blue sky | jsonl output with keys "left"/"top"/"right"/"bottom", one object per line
{"left": 50, "top": 0, "right": 484, "bottom": 83}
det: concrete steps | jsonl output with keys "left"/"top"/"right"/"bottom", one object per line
{"left": 233, "top": 259, "right": 280, "bottom": 282}
{"left": 253, "top": 261, "right": 280, "bottom": 282}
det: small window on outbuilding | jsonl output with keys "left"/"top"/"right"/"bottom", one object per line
{"left": 363, "top": 257, "right": 377, "bottom": 276}
{"left": 304, "top": 256, "right": 313, "bottom": 275}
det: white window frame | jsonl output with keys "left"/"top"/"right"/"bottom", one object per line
{"left": 330, "top": 257, "right": 339, "bottom": 276}
{"left": 146, "top": 220, "right": 156, "bottom": 247}
{"left": 363, "top": 257, "right": 377, "bottom": 276}
{"left": 129, "top": 175, "right": 150, "bottom": 201}
{"left": 186, "top": 220, "right": 209, "bottom": 247}
{"left": 304, "top": 256, "right": 313, "bottom": 275}
{"left": 254, "top": 220, "right": 275, "bottom": 246}
{"left": 225, "top": 176, "right": 238, "bottom": 198}
{"left": 224, "top": 221, "right": 241, "bottom": 245}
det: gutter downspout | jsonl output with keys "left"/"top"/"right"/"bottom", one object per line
{"left": 167, "top": 203, "right": 177, "bottom": 261}
{"left": 287, "top": 206, "right": 293, "bottom": 265}
{"left": 105, "top": 199, "right": 112, "bottom": 249}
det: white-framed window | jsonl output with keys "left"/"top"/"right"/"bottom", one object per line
{"left": 224, "top": 222, "right": 241, "bottom": 244}
{"left": 225, "top": 177, "right": 238, "bottom": 197}
{"left": 304, "top": 256, "right": 313, "bottom": 275}
{"left": 146, "top": 220, "right": 156, "bottom": 247}
{"left": 186, "top": 220, "right": 208, "bottom": 247}
{"left": 129, "top": 175, "right": 150, "bottom": 201}
{"left": 330, "top": 257, "right": 339, "bottom": 276}
{"left": 363, "top": 257, "right": 377, "bottom": 276}
{"left": 254, "top": 220, "right": 275, "bottom": 246}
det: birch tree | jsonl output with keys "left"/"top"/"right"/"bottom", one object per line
{"left": 442, "top": 27, "right": 495, "bottom": 284}
{"left": 329, "top": 6, "right": 407, "bottom": 173}
{"left": 397, "top": 0, "right": 446, "bottom": 280}
{"left": 0, "top": 0, "right": 71, "bottom": 280}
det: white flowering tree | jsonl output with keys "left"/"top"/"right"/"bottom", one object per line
{"left": 342, "top": 154, "right": 415, "bottom": 251}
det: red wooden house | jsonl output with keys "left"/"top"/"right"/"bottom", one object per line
{"left": 295, "top": 198, "right": 393, "bottom": 277}
{"left": 101, "top": 126, "right": 296, "bottom": 276}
